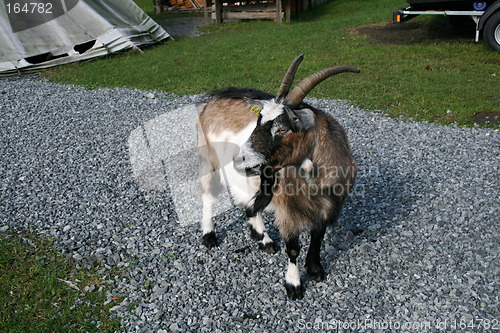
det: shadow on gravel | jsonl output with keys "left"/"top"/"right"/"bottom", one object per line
{"left": 322, "top": 159, "right": 418, "bottom": 271}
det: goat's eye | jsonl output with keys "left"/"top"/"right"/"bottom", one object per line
{"left": 275, "top": 129, "right": 289, "bottom": 135}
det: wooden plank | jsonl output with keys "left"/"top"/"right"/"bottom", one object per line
{"left": 285, "top": 0, "right": 290, "bottom": 22}
{"left": 212, "top": 11, "right": 283, "bottom": 20}
{"left": 210, "top": 1, "right": 287, "bottom": 23}
{"left": 216, "top": 3, "right": 278, "bottom": 11}
{"left": 203, "top": 0, "right": 209, "bottom": 24}
{"left": 189, "top": 0, "right": 202, "bottom": 9}
{"left": 215, "top": 0, "right": 222, "bottom": 23}
{"left": 276, "top": 0, "right": 282, "bottom": 24}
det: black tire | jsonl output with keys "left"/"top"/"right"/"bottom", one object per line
{"left": 483, "top": 11, "right": 500, "bottom": 51}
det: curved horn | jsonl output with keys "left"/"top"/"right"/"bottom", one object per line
{"left": 276, "top": 54, "right": 304, "bottom": 103}
{"left": 284, "top": 66, "right": 360, "bottom": 108}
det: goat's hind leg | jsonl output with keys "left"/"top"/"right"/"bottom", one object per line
{"left": 201, "top": 190, "right": 218, "bottom": 249}
{"left": 305, "top": 200, "right": 342, "bottom": 281}
{"left": 305, "top": 226, "right": 327, "bottom": 282}
{"left": 199, "top": 148, "right": 221, "bottom": 249}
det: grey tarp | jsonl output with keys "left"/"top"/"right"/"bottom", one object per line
{"left": 0, "top": 0, "right": 170, "bottom": 76}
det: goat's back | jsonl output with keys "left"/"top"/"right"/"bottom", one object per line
{"left": 199, "top": 88, "right": 273, "bottom": 135}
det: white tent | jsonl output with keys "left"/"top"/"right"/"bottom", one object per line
{"left": 0, "top": 0, "right": 171, "bottom": 76}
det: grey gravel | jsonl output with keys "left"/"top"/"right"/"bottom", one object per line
{"left": 162, "top": 17, "right": 206, "bottom": 38}
{"left": 0, "top": 75, "right": 498, "bottom": 332}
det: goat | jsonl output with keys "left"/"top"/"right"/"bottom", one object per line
{"left": 197, "top": 55, "right": 359, "bottom": 299}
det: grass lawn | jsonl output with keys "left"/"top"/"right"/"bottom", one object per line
{"left": 0, "top": 231, "right": 121, "bottom": 332}
{"left": 43, "top": 0, "right": 499, "bottom": 127}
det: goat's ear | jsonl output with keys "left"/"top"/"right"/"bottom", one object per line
{"left": 291, "top": 108, "right": 315, "bottom": 131}
{"left": 243, "top": 97, "right": 264, "bottom": 115}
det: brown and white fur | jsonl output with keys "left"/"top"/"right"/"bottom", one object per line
{"left": 197, "top": 55, "right": 359, "bottom": 299}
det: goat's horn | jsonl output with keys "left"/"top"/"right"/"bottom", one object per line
{"left": 276, "top": 54, "right": 304, "bottom": 102}
{"left": 284, "top": 66, "right": 360, "bottom": 108}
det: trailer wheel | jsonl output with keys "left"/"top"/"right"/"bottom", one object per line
{"left": 483, "top": 11, "right": 500, "bottom": 51}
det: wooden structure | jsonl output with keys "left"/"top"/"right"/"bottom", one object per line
{"left": 205, "top": 0, "right": 291, "bottom": 24}
{"left": 154, "top": 0, "right": 203, "bottom": 12}
{"left": 154, "top": 0, "right": 329, "bottom": 23}
{"left": 171, "top": 0, "right": 203, "bottom": 9}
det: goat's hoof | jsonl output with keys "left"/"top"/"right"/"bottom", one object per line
{"left": 202, "top": 232, "right": 218, "bottom": 249}
{"left": 258, "top": 242, "right": 278, "bottom": 254}
{"left": 306, "top": 264, "right": 326, "bottom": 282}
{"left": 285, "top": 283, "right": 304, "bottom": 300}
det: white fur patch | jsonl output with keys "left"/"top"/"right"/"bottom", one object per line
{"left": 261, "top": 233, "right": 273, "bottom": 245}
{"left": 260, "top": 101, "right": 284, "bottom": 124}
{"left": 223, "top": 165, "right": 260, "bottom": 206}
{"left": 207, "top": 120, "right": 256, "bottom": 149}
{"left": 285, "top": 261, "right": 301, "bottom": 287}
{"left": 300, "top": 158, "right": 314, "bottom": 173}
{"left": 201, "top": 193, "right": 216, "bottom": 234}
{"left": 249, "top": 215, "right": 273, "bottom": 245}
{"left": 206, "top": 122, "right": 261, "bottom": 207}
{"left": 249, "top": 214, "right": 265, "bottom": 234}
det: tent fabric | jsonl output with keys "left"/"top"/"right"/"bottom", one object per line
{"left": 0, "top": 0, "right": 171, "bottom": 76}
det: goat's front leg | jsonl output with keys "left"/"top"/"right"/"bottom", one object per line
{"left": 246, "top": 168, "right": 277, "bottom": 254}
{"left": 305, "top": 226, "right": 326, "bottom": 282}
{"left": 248, "top": 213, "right": 277, "bottom": 254}
{"left": 284, "top": 235, "right": 303, "bottom": 300}
{"left": 200, "top": 165, "right": 220, "bottom": 249}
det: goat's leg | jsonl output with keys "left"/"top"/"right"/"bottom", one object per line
{"left": 199, "top": 156, "right": 220, "bottom": 249}
{"left": 247, "top": 213, "right": 277, "bottom": 254}
{"left": 305, "top": 226, "right": 326, "bottom": 282}
{"left": 201, "top": 190, "right": 218, "bottom": 249}
{"left": 245, "top": 169, "right": 277, "bottom": 253}
{"left": 284, "top": 235, "right": 303, "bottom": 300}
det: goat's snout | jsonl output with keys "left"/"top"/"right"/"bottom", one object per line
{"left": 232, "top": 153, "right": 246, "bottom": 171}
{"left": 232, "top": 152, "right": 244, "bottom": 165}
{"left": 233, "top": 142, "right": 265, "bottom": 176}
{"left": 233, "top": 153, "right": 260, "bottom": 176}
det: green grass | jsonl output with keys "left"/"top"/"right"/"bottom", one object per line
{"left": 0, "top": 230, "right": 121, "bottom": 332}
{"left": 43, "top": 0, "right": 499, "bottom": 127}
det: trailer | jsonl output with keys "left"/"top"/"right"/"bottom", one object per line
{"left": 393, "top": 0, "right": 500, "bottom": 50}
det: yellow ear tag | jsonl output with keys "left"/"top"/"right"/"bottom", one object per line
{"left": 251, "top": 105, "right": 262, "bottom": 114}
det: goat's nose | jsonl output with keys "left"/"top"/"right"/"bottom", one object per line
{"left": 233, "top": 153, "right": 244, "bottom": 165}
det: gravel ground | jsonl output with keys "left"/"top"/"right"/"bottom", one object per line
{"left": 161, "top": 17, "right": 207, "bottom": 38}
{"left": 0, "top": 75, "right": 498, "bottom": 332}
